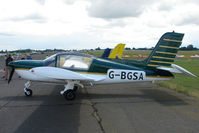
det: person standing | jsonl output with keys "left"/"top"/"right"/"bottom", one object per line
{"left": 26, "top": 55, "right": 32, "bottom": 60}
{"left": 5, "top": 54, "right": 13, "bottom": 80}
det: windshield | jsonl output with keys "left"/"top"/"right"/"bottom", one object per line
{"left": 44, "top": 54, "right": 56, "bottom": 66}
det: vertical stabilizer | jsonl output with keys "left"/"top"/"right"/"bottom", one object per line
{"left": 108, "top": 43, "right": 125, "bottom": 59}
{"left": 101, "top": 48, "right": 111, "bottom": 58}
{"left": 146, "top": 32, "right": 184, "bottom": 67}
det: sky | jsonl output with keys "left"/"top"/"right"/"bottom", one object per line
{"left": 0, "top": 0, "right": 199, "bottom": 50}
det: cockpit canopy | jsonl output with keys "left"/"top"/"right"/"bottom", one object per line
{"left": 44, "top": 53, "right": 93, "bottom": 70}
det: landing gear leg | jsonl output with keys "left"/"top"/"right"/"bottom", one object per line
{"left": 24, "top": 81, "right": 32, "bottom": 96}
{"left": 73, "top": 85, "right": 80, "bottom": 92}
{"left": 60, "top": 81, "right": 83, "bottom": 100}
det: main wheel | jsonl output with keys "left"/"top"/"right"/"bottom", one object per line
{"left": 63, "top": 89, "right": 76, "bottom": 100}
{"left": 25, "top": 89, "right": 32, "bottom": 96}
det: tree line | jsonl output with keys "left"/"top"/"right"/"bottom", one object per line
{"left": 0, "top": 44, "right": 198, "bottom": 53}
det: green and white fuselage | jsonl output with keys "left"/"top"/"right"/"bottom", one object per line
{"left": 10, "top": 52, "right": 173, "bottom": 85}
{"left": 8, "top": 32, "right": 196, "bottom": 100}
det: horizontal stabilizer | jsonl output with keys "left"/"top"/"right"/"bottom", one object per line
{"left": 158, "top": 64, "right": 197, "bottom": 77}
{"left": 171, "top": 64, "right": 197, "bottom": 77}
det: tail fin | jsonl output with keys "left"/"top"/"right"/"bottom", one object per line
{"left": 146, "top": 32, "right": 184, "bottom": 67}
{"left": 101, "top": 48, "right": 111, "bottom": 58}
{"left": 108, "top": 43, "right": 125, "bottom": 59}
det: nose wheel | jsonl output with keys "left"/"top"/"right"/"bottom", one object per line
{"left": 24, "top": 81, "right": 33, "bottom": 97}
{"left": 24, "top": 89, "right": 32, "bottom": 96}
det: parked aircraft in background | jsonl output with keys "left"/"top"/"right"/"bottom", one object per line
{"left": 0, "top": 53, "right": 6, "bottom": 57}
{"left": 101, "top": 43, "right": 125, "bottom": 59}
{"left": 8, "top": 32, "right": 197, "bottom": 100}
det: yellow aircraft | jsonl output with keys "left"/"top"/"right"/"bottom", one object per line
{"left": 101, "top": 43, "right": 126, "bottom": 59}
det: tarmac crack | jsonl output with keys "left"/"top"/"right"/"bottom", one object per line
{"left": 84, "top": 88, "right": 106, "bottom": 133}
{"left": 89, "top": 101, "right": 105, "bottom": 133}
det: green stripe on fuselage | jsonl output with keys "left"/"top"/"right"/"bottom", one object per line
{"left": 12, "top": 60, "right": 44, "bottom": 69}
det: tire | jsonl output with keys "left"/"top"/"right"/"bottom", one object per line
{"left": 25, "top": 89, "right": 32, "bottom": 96}
{"left": 64, "top": 89, "right": 76, "bottom": 100}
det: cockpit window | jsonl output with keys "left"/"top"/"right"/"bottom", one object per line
{"left": 57, "top": 55, "right": 92, "bottom": 70}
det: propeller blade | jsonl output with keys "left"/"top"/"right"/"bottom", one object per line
{"left": 8, "top": 68, "right": 15, "bottom": 84}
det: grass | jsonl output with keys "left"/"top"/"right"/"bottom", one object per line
{"left": 85, "top": 50, "right": 199, "bottom": 99}
{"left": 156, "top": 59, "right": 199, "bottom": 98}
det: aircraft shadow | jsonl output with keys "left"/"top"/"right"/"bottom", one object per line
{"left": 139, "top": 89, "right": 188, "bottom": 106}
{"left": 1, "top": 88, "right": 187, "bottom": 106}
{"left": 12, "top": 85, "right": 82, "bottom": 133}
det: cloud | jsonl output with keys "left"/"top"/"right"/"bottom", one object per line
{"left": 0, "top": 0, "right": 199, "bottom": 50}
{"left": 141, "top": 1, "right": 199, "bottom": 27}
{"left": 168, "top": 4, "right": 199, "bottom": 26}
{"left": 183, "top": 0, "right": 199, "bottom": 5}
{"left": 87, "top": 0, "right": 153, "bottom": 19}
{"left": 63, "top": 0, "right": 77, "bottom": 5}
{"left": 9, "top": 13, "right": 46, "bottom": 23}
{"left": 107, "top": 20, "right": 127, "bottom": 28}
{"left": 157, "top": 3, "right": 173, "bottom": 11}
{"left": 179, "top": 14, "right": 199, "bottom": 26}
{"left": 35, "top": 0, "right": 45, "bottom": 5}
{"left": 0, "top": 33, "right": 14, "bottom": 37}
{"left": 0, "top": 32, "right": 101, "bottom": 50}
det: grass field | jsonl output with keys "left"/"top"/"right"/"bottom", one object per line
{"left": 86, "top": 50, "right": 199, "bottom": 99}
{"left": 156, "top": 59, "right": 199, "bottom": 98}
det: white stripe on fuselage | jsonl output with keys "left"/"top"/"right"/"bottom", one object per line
{"left": 15, "top": 69, "right": 172, "bottom": 85}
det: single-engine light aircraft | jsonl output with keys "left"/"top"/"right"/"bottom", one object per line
{"left": 8, "top": 32, "right": 197, "bottom": 100}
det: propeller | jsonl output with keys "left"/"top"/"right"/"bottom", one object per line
{"left": 8, "top": 67, "right": 15, "bottom": 84}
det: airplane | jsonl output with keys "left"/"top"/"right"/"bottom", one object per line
{"left": 8, "top": 32, "right": 197, "bottom": 100}
{"left": 101, "top": 43, "right": 125, "bottom": 59}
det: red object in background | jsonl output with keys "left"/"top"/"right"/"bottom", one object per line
{"left": 2, "top": 69, "right": 7, "bottom": 78}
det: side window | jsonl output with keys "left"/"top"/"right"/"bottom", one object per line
{"left": 57, "top": 55, "right": 70, "bottom": 68}
{"left": 57, "top": 55, "right": 92, "bottom": 70}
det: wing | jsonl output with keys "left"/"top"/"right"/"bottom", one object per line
{"left": 30, "top": 67, "right": 106, "bottom": 81}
